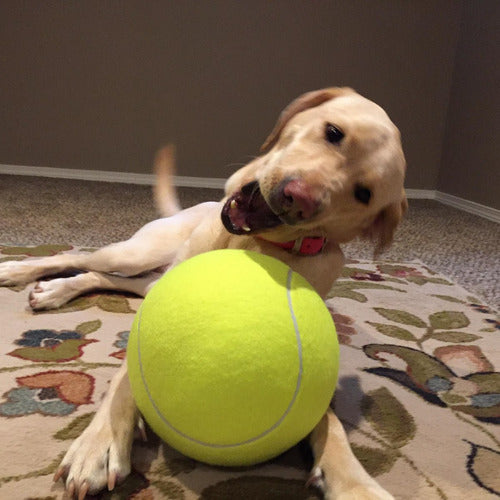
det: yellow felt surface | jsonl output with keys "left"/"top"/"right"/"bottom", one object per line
{"left": 127, "top": 249, "right": 338, "bottom": 465}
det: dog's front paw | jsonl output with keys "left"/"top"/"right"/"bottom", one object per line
{"left": 0, "top": 260, "right": 37, "bottom": 286}
{"left": 54, "top": 418, "right": 132, "bottom": 498}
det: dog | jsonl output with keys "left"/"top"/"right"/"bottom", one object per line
{"left": 0, "top": 87, "right": 406, "bottom": 499}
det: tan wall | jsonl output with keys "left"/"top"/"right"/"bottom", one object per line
{"left": 439, "top": 0, "right": 500, "bottom": 209}
{"left": 1, "top": 1, "right": 462, "bottom": 193}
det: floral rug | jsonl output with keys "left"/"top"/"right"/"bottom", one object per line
{"left": 0, "top": 244, "right": 498, "bottom": 499}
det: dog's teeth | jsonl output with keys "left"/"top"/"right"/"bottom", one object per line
{"left": 242, "top": 225, "right": 251, "bottom": 232}
{"left": 230, "top": 200, "right": 238, "bottom": 209}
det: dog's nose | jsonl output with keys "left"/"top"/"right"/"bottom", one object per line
{"left": 272, "top": 178, "right": 320, "bottom": 223}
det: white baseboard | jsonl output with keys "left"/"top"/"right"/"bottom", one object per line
{"left": 405, "top": 188, "right": 499, "bottom": 223}
{"left": 0, "top": 163, "right": 226, "bottom": 190}
{"left": 434, "top": 191, "right": 500, "bottom": 223}
{"left": 405, "top": 188, "right": 436, "bottom": 199}
{"left": 1, "top": 163, "right": 498, "bottom": 222}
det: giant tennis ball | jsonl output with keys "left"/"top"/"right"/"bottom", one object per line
{"left": 127, "top": 249, "right": 338, "bottom": 466}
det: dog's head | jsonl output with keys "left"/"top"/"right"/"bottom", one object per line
{"left": 221, "top": 88, "right": 407, "bottom": 253}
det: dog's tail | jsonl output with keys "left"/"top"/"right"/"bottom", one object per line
{"left": 154, "top": 144, "right": 182, "bottom": 217}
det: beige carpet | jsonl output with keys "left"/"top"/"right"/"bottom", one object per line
{"left": 0, "top": 244, "right": 498, "bottom": 499}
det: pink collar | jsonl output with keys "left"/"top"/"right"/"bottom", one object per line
{"left": 257, "top": 236, "right": 327, "bottom": 256}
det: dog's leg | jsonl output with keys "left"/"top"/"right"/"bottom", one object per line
{"left": 0, "top": 203, "right": 217, "bottom": 289}
{"left": 0, "top": 242, "right": 156, "bottom": 287}
{"left": 309, "top": 409, "right": 393, "bottom": 500}
{"left": 54, "top": 362, "right": 138, "bottom": 498}
{"left": 0, "top": 253, "right": 85, "bottom": 286}
{"left": 28, "top": 271, "right": 160, "bottom": 310}
{"left": 0, "top": 235, "right": 168, "bottom": 287}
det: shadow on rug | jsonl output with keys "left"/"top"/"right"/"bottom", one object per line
{"left": 0, "top": 245, "right": 498, "bottom": 499}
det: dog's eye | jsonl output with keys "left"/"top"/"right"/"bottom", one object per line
{"left": 325, "top": 123, "right": 345, "bottom": 144}
{"left": 354, "top": 184, "right": 372, "bottom": 205}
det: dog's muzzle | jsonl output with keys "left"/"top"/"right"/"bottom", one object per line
{"left": 221, "top": 178, "right": 322, "bottom": 235}
{"left": 221, "top": 181, "right": 283, "bottom": 235}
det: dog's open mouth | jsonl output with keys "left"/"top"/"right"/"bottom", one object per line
{"left": 221, "top": 181, "right": 283, "bottom": 235}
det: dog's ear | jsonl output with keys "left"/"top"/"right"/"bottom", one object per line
{"left": 363, "top": 190, "right": 408, "bottom": 256}
{"left": 260, "top": 87, "right": 356, "bottom": 153}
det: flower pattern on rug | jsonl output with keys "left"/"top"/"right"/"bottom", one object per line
{"left": 354, "top": 299, "right": 500, "bottom": 423}
{"left": 0, "top": 248, "right": 498, "bottom": 499}
{"left": 327, "top": 309, "right": 358, "bottom": 345}
{"left": 363, "top": 344, "right": 500, "bottom": 422}
{"left": 110, "top": 330, "right": 130, "bottom": 360}
{"left": 8, "top": 320, "right": 100, "bottom": 362}
{"left": 0, "top": 371, "right": 94, "bottom": 417}
{"left": 328, "top": 261, "right": 499, "bottom": 498}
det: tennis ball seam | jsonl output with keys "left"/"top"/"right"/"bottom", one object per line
{"left": 136, "top": 267, "right": 304, "bottom": 449}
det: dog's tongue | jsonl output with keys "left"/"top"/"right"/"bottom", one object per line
{"left": 221, "top": 181, "right": 283, "bottom": 235}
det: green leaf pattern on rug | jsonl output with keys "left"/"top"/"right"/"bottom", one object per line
{"left": 405, "top": 275, "right": 453, "bottom": 286}
{"left": 430, "top": 331, "right": 480, "bottom": 343}
{"left": 0, "top": 452, "right": 65, "bottom": 491}
{"left": 373, "top": 308, "right": 428, "bottom": 328}
{"left": 366, "top": 322, "right": 417, "bottom": 341}
{"left": 151, "top": 479, "right": 186, "bottom": 499}
{"left": 328, "top": 282, "right": 405, "bottom": 303}
{"left": 200, "top": 476, "right": 320, "bottom": 499}
{"left": 361, "top": 387, "right": 416, "bottom": 448}
{"left": 351, "top": 444, "right": 398, "bottom": 478}
{"left": 369, "top": 307, "right": 481, "bottom": 347}
{"left": 467, "top": 372, "right": 500, "bottom": 393}
{"left": 376, "top": 263, "right": 421, "bottom": 276}
{"left": 154, "top": 457, "right": 197, "bottom": 477}
{"left": 38, "top": 294, "right": 136, "bottom": 314}
{"left": 429, "top": 311, "right": 470, "bottom": 330}
{"left": 431, "top": 294, "right": 467, "bottom": 304}
{"left": 345, "top": 388, "right": 416, "bottom": 481}
{"left": 1, "top": 245, "right": 73, "bottom": 257}
{"left": 54, "top": 412, "right": 96, "bottom": 440}
{"left": 74, "top": 320, "right": 101, "bottom": 335}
